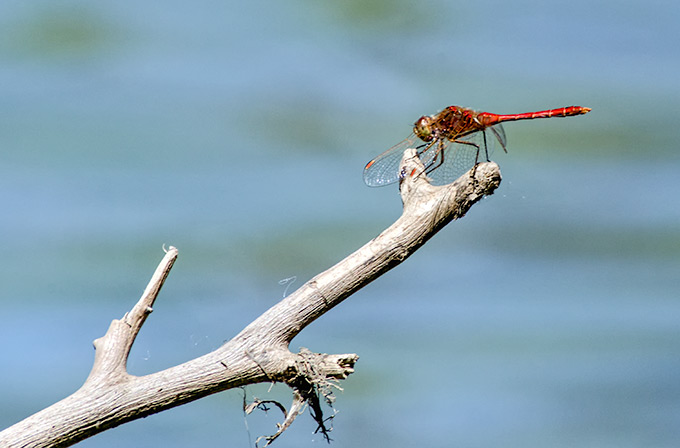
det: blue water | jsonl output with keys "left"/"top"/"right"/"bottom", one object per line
{"left": 1, "top": 1, "right": 679, "bottom": 447}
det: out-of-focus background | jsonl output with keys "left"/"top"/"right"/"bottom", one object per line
{"left": 1, "top": 1, "right": 678, "bottom": 447}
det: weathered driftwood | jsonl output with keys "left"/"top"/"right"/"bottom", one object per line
{"left": 0, "top": 149, "right": 501, "bottom": 447}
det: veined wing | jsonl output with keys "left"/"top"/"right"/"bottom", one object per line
{"left": 418, "top": 124, "right": 506, "bottom": 186}
{"left": 487, "top": 123, "right": 507, "bottom": 153}
{"left": 363, "top": 134, "right": 420, "bottom": 187}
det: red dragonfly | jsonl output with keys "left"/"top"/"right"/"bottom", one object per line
{"left": 363, "top": 105, "right": 591, "bottom": 187}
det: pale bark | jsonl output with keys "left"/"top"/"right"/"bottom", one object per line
{"left": 0, "top": 150, "right": 501, "bottom": 447}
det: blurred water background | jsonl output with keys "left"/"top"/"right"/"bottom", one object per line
{"left": 1, "top": 1, "right": 678, "bottom": 447}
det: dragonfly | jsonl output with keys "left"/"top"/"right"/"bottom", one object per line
{"left": 363, "top": 105, "right": 591, "bottom": 187}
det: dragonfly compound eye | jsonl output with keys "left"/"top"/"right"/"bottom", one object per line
{"left": 414, "top": 116, "right": 435, "bottom": 141}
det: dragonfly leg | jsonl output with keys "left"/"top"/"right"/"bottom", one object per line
{"left": 482, "top": 130, "right": 490, "bottom": 162}
{"left": 407, "top": 141, "right": 438, "bottom": 180}
{"left": 453, "top": 139, "right": 482, "bottom": 177}
{"left": 424, "top": 140, "right": 447, "bottom": 176}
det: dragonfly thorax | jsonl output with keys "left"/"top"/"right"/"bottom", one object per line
{"left": 413, "top": 115, "right": 436, "bottom": 142}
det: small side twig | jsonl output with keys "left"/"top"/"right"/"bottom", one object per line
{"left": 88, "top": 246, "right": 178, "bottom": 380}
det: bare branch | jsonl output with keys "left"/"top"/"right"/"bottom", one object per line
{"left": 0, "top": 150, "right": 501, "bottom": 447}
{"left": 234, "top": 151, "right": 501, "bottom": 348}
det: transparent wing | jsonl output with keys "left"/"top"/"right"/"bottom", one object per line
{"left": 422, "top": 138, "right": 480, "bottom": 186}
{"left": 363, "top": 134, "right": 420, "bottom": 187}
{"left": 488, "top": 123, "right": 507, "bottom": 153}
{"left": 364, "top": 124, "right": 506, "bottom": 187}
{"left": 420, "top": 124, "right": 506, "bottom": 186}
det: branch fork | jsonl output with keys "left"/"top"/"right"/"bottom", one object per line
{"left": 0, "top": 149, "right": 501, "bottom": 447}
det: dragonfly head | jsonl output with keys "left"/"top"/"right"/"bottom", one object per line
{"left": 413, "top": 115, "right": 435, "bottom": 142}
